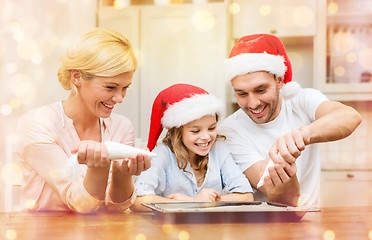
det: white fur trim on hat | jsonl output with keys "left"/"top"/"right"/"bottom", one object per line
{"left": 280, "top": 81, "right": 301, "bottom": 100}
{"left": 225, "top": 52, "right": 287, "bottom": 82}
{"left": 161, "top": 94, "right": 225, "bottom": 129}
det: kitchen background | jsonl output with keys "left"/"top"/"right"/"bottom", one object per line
{"left": 0, "top": 0, "right": 371, "bottom": 211}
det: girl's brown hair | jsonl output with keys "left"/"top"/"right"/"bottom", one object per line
{"left": 162, "top": 115, "right": 225, "bottom": 179}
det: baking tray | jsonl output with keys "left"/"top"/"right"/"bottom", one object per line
{"left": 142, "top": 201, "right": 319, "bottom": 223}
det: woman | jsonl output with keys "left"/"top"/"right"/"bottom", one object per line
{"left": 17, "top": 28, "right": 150, "bottom": 213}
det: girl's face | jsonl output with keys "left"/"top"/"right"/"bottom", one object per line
{"left": 77, "top": 71, "right": 133, "bottom": 119}
{"left": 181, "top": 114, "right": 218, "bottom": 159}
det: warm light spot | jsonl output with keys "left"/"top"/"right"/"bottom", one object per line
{"left": 193, "top": 0, "right": 208, "bottom": 4}
{"left": 5, "top": 229, "right": 17, "bottom": 240}
{"left": 192, "top": 10, "right": 215, "bottom": 32}
{"left": 5, "top": 63, "right": 17, "bottom": 74}
{"left": 334, "top": 66, "right": 345, "bottom": 77}
{"left": 31, "top": 53, "right": 43, "bottom": 64}
{"left": 162, "top": 224, "right": 173, "bottom": 234}
{"left": 259, "top": 5, "right": 272, "bottom": 16}
{"left": 0, "top": 104, "right": 12, "bottom": 116}
{"left": 328, "top": 2, "right": 339, "bottom": 14}
{"left": 114, "top": 0, "right": 129, "bottom": 9}
{"left": 154, "top": 0, "right": 171, "bottom": 5}
{"left": 323, "top": 230, "right": 335, "bottom": 240}
{"left": 25, "top": 199, "right": 36, "bottom": 210}
{"left": 135, "top": 234, "right": 146, "bottom": 240}
{"left": 346, "top": 52, "right": 357, "bottom": 63}
{"left": 1, "top": 163, "right": 23, "bottom": 186}
{"left": 292, "top": 6, "right": 314, "bottom": 27}
{"left": 229, "top": 3, "right": 241, "bottom": 15}
{"left": 10, "top": 98, "right": 22, "bottom": 109}
{"left": 368, "top": 229, "right": 372, "bottom": 239}
{"left": 333, "top": 31, "right": 354, "bottom": 53}
{"left": 178, "top": 231, "right": 190, "bottom": 240}
{"left": 359, "top": 48, "right": 372, "bottom": 70}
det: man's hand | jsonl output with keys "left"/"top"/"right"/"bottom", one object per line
{"left": 268, "top": 129, "right": 306, "bottom": 164}
{"left": 262, "top": 161, "right": 300, "bottom": 206}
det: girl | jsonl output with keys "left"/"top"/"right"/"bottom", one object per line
{"left": 17, "top": 28, "right": 151, "bottom": 214}
{"left": 131, "top": 83, "right": 253, "bottom": 211}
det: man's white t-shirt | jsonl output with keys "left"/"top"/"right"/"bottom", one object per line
{"left": 220, "top": 88, "right": 328, "bottom": 207}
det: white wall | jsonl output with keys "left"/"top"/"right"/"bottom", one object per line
{"left": 0, "top": 0, "right": 96, "bottom": 212}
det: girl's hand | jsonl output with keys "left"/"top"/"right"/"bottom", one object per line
{"left": 112, "top": 153, "right": 151, "bottom": 176}
{"left": 71, "top": 140, "right": 110, "bottom": 168}
{"left": 167, "top": 193, "right": 193, "bottom": 201}
{"left": 193, "top": 188, "right": 221, "bottom": 202}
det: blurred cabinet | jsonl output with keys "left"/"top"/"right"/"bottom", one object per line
{"left": 320, "top": 170, "right": 372, "bottom": 207}
{"left": 98, "top": 3, "right": 227, "bottom": 141}
{"left": 314, "top": 0, "right": 372, "bottom": 100}
{"left": 231, "top": 0, "right": 317, "bottom": 38}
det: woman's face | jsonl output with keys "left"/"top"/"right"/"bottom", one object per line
{"left": 78, "top": 71, "right": 133, "bottom": 119}
{"left": 181, "top": 114, "right": 218, "bottom": 159}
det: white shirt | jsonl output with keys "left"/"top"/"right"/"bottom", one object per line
{"left": 220, "top": 88, "right": 328, "bottom": 207}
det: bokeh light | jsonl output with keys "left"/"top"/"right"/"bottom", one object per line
{"left": 114, "top": 0, "right": 130, "bottom": 9}
{"left": 328, "top": 2, "right": 339, "bottom": 14}
{"left": 333, "top": 31, "right": 354, "bottom": 53}
{"left": 192, "top": 10, "right": 215, "bottom": 33}
{"left": 259, "top": 5, "right": 272, "bottom": 16}
{"left": 178, "top": 231, "right": 190, "bottom": 240}
{"left": 228, "top": 3, "right": 240, "bottom": 15}
{"left": 31, "top": 53, "right": 43, "bottom": 64}
{"left": 346, "top": 52, "right": 357, "bottom": 63}
{"left": 10, "top": 98, "right": 22, "bottom": 109}
{"left": 323, "top": 230, "right": 335, "bottom": 240}
{"left": 5, "top": 229, "right": 17, "bottom": 240}
{"left": 1, "top": 105, "right": 12, "bottom": 116}
{"left": 135, "top": 234, "right": 146, "bottom": 240}
{"left": 334, "top": 66, "right": 345, "bottom": 77}
{"left": 368, "top": 229, "right": 372, "bottom": 239}
{"left": 162, "top": 224, "right": 174, "bottom": 234}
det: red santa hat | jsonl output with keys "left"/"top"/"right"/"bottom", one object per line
{"left": 225, "top": 34, "right": 301, "bottom": 99}
{"left": 147, "top": 83, "right": 224, "bottom": 151}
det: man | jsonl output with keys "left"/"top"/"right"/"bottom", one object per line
{"left": 220, "top": 34, "right": 361, "bottom": 207}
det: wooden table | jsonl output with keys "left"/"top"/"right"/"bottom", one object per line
{"left": 1, "top": 207, "right": 372, "bottom": 240}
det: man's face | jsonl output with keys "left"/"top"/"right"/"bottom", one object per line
{"left": 231, "top": 71, "right": 283, "bottom": 124}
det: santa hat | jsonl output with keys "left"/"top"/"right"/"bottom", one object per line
{"left": 147, "top": 83, "right": 224, "bottom": 151}
{"left": 225, "top": 34, "right": 301, "bottom": 99}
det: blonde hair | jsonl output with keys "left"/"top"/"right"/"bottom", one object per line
{"left": 57, "top": 28, "right": 138, "bottom": 92}
{"left": 163, "top": 115, "right": 225, "bottom": 178}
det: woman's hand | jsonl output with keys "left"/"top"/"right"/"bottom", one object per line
{"left": 193, "top": 188, "right": 221, "bottom": 202}
{"left": 71, "top": 140, "right": 110, "bottom": 168}
{"left": 112, "top": 153, "right": 151, "bottom": 176}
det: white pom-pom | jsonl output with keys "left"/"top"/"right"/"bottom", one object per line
{"left": 280, "top": 81, "right": 301, "bottom": 100}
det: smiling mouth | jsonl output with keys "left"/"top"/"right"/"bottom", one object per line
{"left": 196, "top": 142, "right": 209, "bottom": 148}
{"left": 250, "top": 105, "right": 266, "bottom": 115}
{"left": 102, "top": 102, "right": 114, "bottom": 109}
